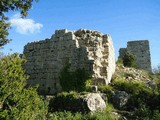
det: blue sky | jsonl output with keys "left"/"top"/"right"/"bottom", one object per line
{"left": 1, "top": 0, "right": 160, "bottom": 68}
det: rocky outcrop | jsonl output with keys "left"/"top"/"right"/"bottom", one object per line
{"left": 23, "top": 29, "right": 116, "bottom": 94}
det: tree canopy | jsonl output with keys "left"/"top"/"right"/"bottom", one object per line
{"left": 0, "top": 0, "right": 37, "bottom": 47}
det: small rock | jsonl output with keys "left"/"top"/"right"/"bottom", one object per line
{"left": 145, "top": 81, "right": 156, "bottom": 89}
{"left": 112, "top": 91, "right": 130, "bottom": 109}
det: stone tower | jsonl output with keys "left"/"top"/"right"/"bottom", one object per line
{"left": 23, "top": 29, "right": 116, "bottom": 94}
{"left": 119, "top": 40, "right": 151, "bottom": 71}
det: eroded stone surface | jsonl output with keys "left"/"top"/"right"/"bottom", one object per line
{"left": 23, "top": 29, "right": 116, "bottom": 94}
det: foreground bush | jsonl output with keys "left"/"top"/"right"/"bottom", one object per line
{"left": 49, "top": 91, "right": 82, "bottom": 112}
{"left": 0, "top": 53, "right": 47, "bottom": 120}
{"left": 48, "top": 109, "right": 114, "bottom": 120}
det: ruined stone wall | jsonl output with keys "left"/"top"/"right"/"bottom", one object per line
{"left": 119, "top": 40, "right": 151, "bottom": 71}
{"left": 23, "top": 29, "right": 116, "bottom": 94}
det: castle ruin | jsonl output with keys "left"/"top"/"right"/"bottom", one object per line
{"left": 23, "top": 29, "right": 116, "bottom": 94}
{"left": 119, "top": 40, "right": 151, "bottom": 71}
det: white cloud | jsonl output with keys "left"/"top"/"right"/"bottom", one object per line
{"left": 10, "top": 13, "right": 43, "bottom": 35}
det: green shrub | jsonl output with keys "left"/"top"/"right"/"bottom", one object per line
{"left": 0, "top": 53, "right": 47, "bottom": 120}
{"left": 48, "top": 110, "right": 115, "bottom": 120}
{"left": 112, "top": 79, "right": 151, "bottom": 94}
{"left": 49, "top": 103, "right": 115, "bottom": 120}
{"left": 98, "top": 85, "right": 114, "bottom": 102}
{"left": 128, "top": 104, "right": 160, "bottom": 120}
{"left": 134, "top": 103, "right": 151, "bottom": 120}
{"left": 112, "top": 79, "right": 160, "bottom": 110}
{"left": 152, "top": 110, "right": 160, "bottom": 120}
{"left": 49, "top": 111, "right": 82, "bottom": 120}
{"left": 116, "top": 58, "right": 123, "bottom": 67}
{"left": 49, "top": 91, "right": 83, "bottom": 112}
{"left": 85, "top": 112, "right": 114, "bottom": 120}
{"left": 85, "top": 79, "right": 92, "bottom": 92}
{"left": 122, "top": 51, "right": 137, "bottom": 68}
{"left": 83, "top": 105, "right": 115, "bottom": 120}
{"left": 59, "top": 64, "right": 91, "bottom": 92}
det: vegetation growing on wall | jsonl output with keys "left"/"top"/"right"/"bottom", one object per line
{"left": 122, "top": 51, "right": 137, "bottom": 68}
{"left": 59, "top": 64, "right": 91, "bottom": 92}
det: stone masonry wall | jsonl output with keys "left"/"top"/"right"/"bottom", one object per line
{"left": 119, "top": 40, "right": 151, "bottom": 71}
{"left": 23, "top": 29, "right": 116, "bottom": 94}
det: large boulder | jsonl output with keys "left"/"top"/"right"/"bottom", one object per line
{"left": 82, "top": 93, "right": 106, "bottom": 112}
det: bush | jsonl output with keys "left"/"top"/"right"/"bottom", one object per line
{"left": 49, "top": 91, "right": 82, "bottom": 112}
{"left": 59, "top": 64, "right": 91, "bottom": 92}
{"left": 48, "top": 105, "right": 115, "bottom": 120}
{"left": 122, "top": 51, "right": 137, "bottom": 68}
{"left": 49, "top": 111, "right": 83, "bottom": 120}
{"left": 111, "top": 79, "right": 160, "bottom": 119}
{"left": 112, "top": 79, "right": 151, "bottom": 94}
{"left": 85, "top": 111, "right": 114, "bottom": 120}
{"left": 112, "top": 79, "right": 156, "bottom": 108}
{"left": 134, "top": 104, "right": 160, "bottom": 120}
{"left": 116, "top": 58, "right": 123, "bottom": 67}
{"left": 152, "top": 110, "right": 160, "bottom": 120}
{"left": 0, "top": 53, "right": 47, "bottom": 119}
{"left": 98, "top": 85, "right": 114, "bottom": 102}
{"left": 48, "top": 110, "right": 115, "bottom": 120}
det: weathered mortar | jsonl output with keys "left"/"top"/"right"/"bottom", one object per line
{"left": 23, "top": 29, "right": 116, "bottom": 94}
{"left": 119, "top": 40, "right": 151, "bottom": 71}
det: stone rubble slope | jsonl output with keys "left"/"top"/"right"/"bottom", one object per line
{"left": 114, "top": 65, "right": 151, "bottom": 82}
{"left": 113, "top": 65, "right": 157, "bottom": 89}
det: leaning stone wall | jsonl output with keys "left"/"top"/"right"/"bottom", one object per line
{"left": 23, "top": 29, "right": 116, "bottom": 94}
{"left": 119, "top": 40, "right": 151, "bottom": 71}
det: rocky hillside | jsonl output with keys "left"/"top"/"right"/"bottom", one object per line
{"left": 46, "top": 65, "right": 160, "bottom": 120}
{"left": 102, "top": 65, "right": 160, "bottom": 119}
{"left": 114, "top": 65, "right": 151, "bottom": 82}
